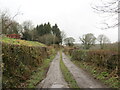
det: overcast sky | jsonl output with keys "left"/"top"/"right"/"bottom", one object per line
{"left": 0, "top": 0, "right": 118, "bottom": 43}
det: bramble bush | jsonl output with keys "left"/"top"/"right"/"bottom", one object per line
{"left": 87, "top": 50, "right": 118, "bottom": 71}
{"left": 68, "top": 49, "right": 118, "bottom": 74}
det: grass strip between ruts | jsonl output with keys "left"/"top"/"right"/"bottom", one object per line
{"left": 60, "top": 51, "right": 79, "bottom": 88}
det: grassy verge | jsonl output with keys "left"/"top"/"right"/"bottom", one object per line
{"left": 60, "top": 52, "right": 79, "bottom": 88}
{"left": 26, "top": 54, "right": 55, "bottom": 88}
{"left": 72, "top": 60, "right": 119, "bottom": 88}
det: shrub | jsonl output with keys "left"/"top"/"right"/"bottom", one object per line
{"left": 70, "top": 50, "right": 87, "bottom": 61}
{"left": 68, "top": 49, "right": 118, "bottom": 73}
{"left": 87, "top": 50, "right": 118, "bottom": 71}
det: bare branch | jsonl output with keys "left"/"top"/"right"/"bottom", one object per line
{"left": 91, "top": 0, "right": 119, "bottom": 29}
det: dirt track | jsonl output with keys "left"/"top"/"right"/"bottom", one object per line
{"left": 36, "top": 52, "right": 108, "bottom": 89}
{"left": 62, "top": 52, "right": 108, "bottom": 88}
{"left": 36, "top": 52, "right": 69, "bottom": 88}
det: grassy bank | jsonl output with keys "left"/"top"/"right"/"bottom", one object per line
{"left": 1, "top": 36, "right": 45, "bottom": 47}
{"left": 60, "top": 52, "right": 79, "bottom": 88}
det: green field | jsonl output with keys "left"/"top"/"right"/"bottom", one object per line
{"left": 1, "top": 36, "right": 46, "bottom": 47}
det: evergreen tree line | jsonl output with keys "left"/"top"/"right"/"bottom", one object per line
{"left": 22, "top": 22, "right": 62, "bottom": 45}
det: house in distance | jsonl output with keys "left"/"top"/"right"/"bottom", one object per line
{"left": 7, "top": 34, "right": 21, "bottom": 39}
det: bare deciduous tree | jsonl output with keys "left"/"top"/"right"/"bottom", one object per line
{"left": 61, "top": 31, "right": 66, "bottom": 45}
{"left": 97, "top": 34, "right": 110, "bottom": 49}
{"left": 0, "top": 10, "right": 21, "bottom": 34}
{"left": 80, "top": 33, "right": 96, "bottom": 49}
{"left": 22, "top": 20, "right": 34, "bottom": 31}
{"left": 0, "top": 10, "right": 12, "bottom": 34}
{"left": 64, "top": 37, "right": 75, "bottom": 46}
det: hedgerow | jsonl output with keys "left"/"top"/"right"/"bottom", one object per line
{"left": 68, "top": 49, "right": 119, "bottom": 75}
{"left": 2, "top": 42, "right": 53, "bottom": 88}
